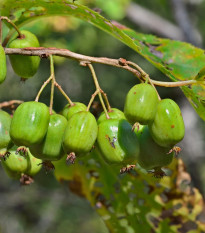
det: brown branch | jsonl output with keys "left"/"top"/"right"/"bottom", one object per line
{"left": 5, "top": 47, "right": 142, "bottom": 79}
{"left": 0, "top": 100, "right": 23, "bottom": 109}
{"left": 4, "top": 47, "right": 204, "bottom": 87}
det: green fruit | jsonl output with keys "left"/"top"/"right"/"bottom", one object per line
{"left": 63, "top": 111, "right": 98, "bottom": 155}
{"left": 0, "top": 45, "right": 7, "bottom": 84}
{"left": 97, "top": 119, "right": 140, "bottom": 165}
{"left": 136, "top": 126, "right": 174, "bottom": 170}
{"left": 124, "top": 83, "right": 159, "bottom": 124}
{"left": 61, "top": 102, "right": 87, "bottom": 120}
{"left": 8, "top": 30, "right": 40, "bottom": 78}
{"left": 0, "top": 110, "right": 13, "bottom": 157}
{"left": 1, "top": 145, "right": 30, "bottom": 179}
{"left": 29, "top": 114, "right": 67, "bottom": 161}
{"left": 97, "top": 108, "right": 126, "bottom": 124}
{"left": 149, "top": 99, "right": 185, "bottom": 147}
{"left": 2, "top": 146, "right": 42, "bottom": 179}
{"left": 27, "top": 148, "right": 42, "bottom": 176}
{"left": 10, "top": 101, "right": 50, "bottom": 146}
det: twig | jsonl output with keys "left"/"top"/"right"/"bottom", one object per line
{"left": 4, "top": 47, "right": 205, "bottom": 87}
{"left": 0, "top": 100, "right": 23, "bottom": 108}
{"left": 0, "top": 16, "right": 23, "bottom": 39}
{"left": 87, "top": 64, "right": 109, "bottom": 118}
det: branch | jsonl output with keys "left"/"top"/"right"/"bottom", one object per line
{"left": 4, "top": 47, "right": 204, "bottom": 87}
{"left": 126, "top": 2, "right": 202, "bottom": 46}
{"left": 0, "top": 100, "right": 23, "bottom": 109}
{"left": 126, "top": 3, "right": 184, "bottom": 41}
{"left": 170, "top": 0, "right": 202, "bottom": 47}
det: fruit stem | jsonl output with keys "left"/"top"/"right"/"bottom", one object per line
{"left": 35, "top": 76, "right": 52, "bottom": 102}
{"left": 100, "top": 89, "right": 112, "bottom": 112}
{"left": 54, "top": 82, "right": 74, "bottom": 106}
{"left": 0, "top": 16, "right": 23, "bottom": 39}
{"left": 49, "top": 55, "right": 55, "bottom": 115}
{"left": 87, "top": 63, "right": 110, "bottom": 118}
{"left": 87, "top": 90, "right": 99, "bottom": 111}
{"left": 127, "top": 61, "right": 161, "bottom": 100}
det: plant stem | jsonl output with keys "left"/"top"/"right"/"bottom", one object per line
{"left": 100, "top": 89, "right": 112, "bottom": 112}
{"left": 126, "top": 60, "right": 149, "bottom": 80}
{"left": 4, "top": 47, "right": 205, "bottom": 88}
{"left": 54, "top": 82, "right": 74, "bottom": 106}
{"left": 35, "top": 76, "right": 52, "bottom": 102}
{"left": 127, "top": 61, "right": 161, "bottom": 100}
{"left": 87, "top": 90, "right": 99, "bottom": 111}
{"left": 0, "top": 100, "right": 23, "bottom": 109}
{"left": 87, "top": 64, "right": 110, "bottom": 118}
{"left": 49, "top": 55, "right": 55, "bottom": 115}
{"left": 0, "top": 16, "right": 23, "bottom": 39}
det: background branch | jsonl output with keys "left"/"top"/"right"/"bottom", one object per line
{"left": 126, "top": 2, "right": 202, "bottom": 46}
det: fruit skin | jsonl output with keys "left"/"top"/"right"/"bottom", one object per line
{"left": 61, "top": 102, "right": 87, "bottom": 120}
{"left": 1, "top": 146, "right": 42, "bottom": 179}
{"left": 97, "top": 108, "right": 126, "bottom": 125}
{"left": 97, "top": 119, "right": 140, "bottom": 165}
{"left": 0, "top": 45, "right": 7, "bottom": 84}
{"left": 10, "top": 101, "right": 50, "bottom": 146}
{"left": 124, "top": 83, "right": 159, "bottom": 124}
{"left": 8, "top": 30, "right": 40, "bottom": 78}
{"left": 0, "top": 110, "right": 13, "bottom": 156}
{"left": 27, "top": 148, "right": 42, "bottom": 176}
{"left": 1, "top": 145, "right": 29, "bottom": 179}
{"left": 63, "top": 111, "right": 98, "bottom": 155}
{"left": 136, "top": 126, "right": 174, "bottom": 170}
{"left": 29, "top": 114, "right": 67, "bottom": 161}
{"left": 149, "top": 99, "right": 185, "bottom": 147}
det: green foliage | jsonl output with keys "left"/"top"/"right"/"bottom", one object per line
{"left": 54, "top": 150, "right": 205, "bottom": 233}
{"left": 1, "top": 0, "right": 205, "bottom": 232}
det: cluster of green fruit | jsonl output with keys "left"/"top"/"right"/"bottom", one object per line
{"left": 0, "top": 28, "right": 185, "bottom": 181}
{"left": 0, "top": 82, "right": 185, "bottom": 182}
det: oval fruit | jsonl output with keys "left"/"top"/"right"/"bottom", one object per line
{"left": 136, "top": 126, "right": 174, "bottom": 171}
{"left": 10, "top": 101, "right": 50, "bottom": 146}
{"left": 0, "top": 45, "right": 7, "bottom": 84}
{"left": 1, "top": 145, "right": 30, "bottom": 179}
{"left": 97, "top": 119, "right": 140, "bottom": 165}
{"left": 29, "top": 114, "right": 67, "bottom": 161}
{"left": 2, "top": 146, "right": 42, "bottom": 179}
{"left": 149, "top": 99, "right": 185, "bottom": 147}
{"left": 27, "top": 148, "right": 42, "bottom": 176}
{"left": 97, "top": 108, "right": 126, "bottom": 125}
{"left": 124, "top": 83, "right": 159, "bottom": 124}
{"left": 63, "top": 111, "right": 98, "bottom": 155}
{"left": 0, "top": 110, "right": 12, "bottom": 157}
{"left": 8, "top": 30, "right": 40, "bottom": 78}
{"left": 61, "top": 102, "right": 87, "bottom": 120}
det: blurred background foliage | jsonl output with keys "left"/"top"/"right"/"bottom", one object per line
{"left": 0, "top": 0, "right": 205, "bottom": 232}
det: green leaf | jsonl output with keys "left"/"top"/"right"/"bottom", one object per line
{"left": 53, "top": 149, "right": 205, "bottom": 233}
{"left": 1, "top": 0, "right": 205, "bottom": 120}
